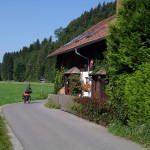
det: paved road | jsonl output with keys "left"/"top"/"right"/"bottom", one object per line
{"left": 2, "top": 100, "right": 145, "bottom": 150}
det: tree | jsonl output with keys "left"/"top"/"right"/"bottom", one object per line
{"left": 106, "top": 0, "right": 150, "bottom": 124}
{"left": 33, "top": 39, "right": 41, "bottom": 51}
{"left": 36, "top": 39, "right": 50, "bottom": 80}
{"left": 25, "top": 51, "right": 38, "bottom": 81}
{"left": 58, "top": 1, "right": 115, "bottom": 46}
{"left": 14, "top": 58, "right": 26, "bottom": 82}
{"left": 1, "top": 53, "right": 14, "bottom": 80}
{"left": 54, "top": 27, "right": 64, "bottom": 39}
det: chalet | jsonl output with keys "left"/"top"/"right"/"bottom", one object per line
{"left": 48, "top": 0, "right": 121, "bottom": 99}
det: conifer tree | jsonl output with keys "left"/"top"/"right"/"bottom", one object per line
{"left": 106, "top": 0, "right": 150, "bottom": 124}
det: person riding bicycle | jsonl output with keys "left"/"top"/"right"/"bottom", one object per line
{"left": 25, "top": 84, "right": 32, "bottom": 94}
{"left": 22, "top": 84, "right": 32, "bottom": 103}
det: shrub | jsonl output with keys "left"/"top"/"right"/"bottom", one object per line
{"left": 92, "top": 59, "right": 106, "bottom": 75}
{"left": 106, "top": 74, "right": 129, "bottom": 124}
{"left": 54, "top": 66, "right": 66, "bottom": 94}
{"left": 124, "top": 63, "right": 150, "bottom": 125}
{"left": 106, "top": 63, "right": 150, "bottom": 126}
{"left": 106, "top": 0, "right": 150, "bottom": 126}
{"left": 74, "top": 97, "right": 111, "bottom": 124}
{"left": 69, "top": 74, "right": 82, "bottom": 96}
{"left": 69, "top": 103, "right": 83, "bottom": 116}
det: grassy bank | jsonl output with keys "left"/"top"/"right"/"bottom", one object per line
{"left": 109, "top": 121, "right": 150, "bottom": 149}
{"left": 0, "top": 81, "right": 54, "bottom": 105}
{"left": 0, "top": 115, "right": 12, "bottom": 150}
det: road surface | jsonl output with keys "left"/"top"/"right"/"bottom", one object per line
{"left": 2, "top": 100, "right": 146, "bottom": 150}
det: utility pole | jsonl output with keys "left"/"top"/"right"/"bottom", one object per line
{"left": 40, "top": 77, "right": 45, "bottom": 98}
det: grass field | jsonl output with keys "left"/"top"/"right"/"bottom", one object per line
{"left": 0, "top": 81, "right": 54, "bottom": 106}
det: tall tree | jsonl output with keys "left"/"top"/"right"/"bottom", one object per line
{"left": 13, "top": 58, "right": 26, "bottom": 82}
{"left": 36, "top": 38, "right": 49, "bottom": 80}
{"left": 54, "top": 27, "right": 64, "bottom": 39}
{"left": 1, "top": 53, "right": 14, "bottom": 80}
{"left": 106, "top": 0, "right": 150, "bottom": 124}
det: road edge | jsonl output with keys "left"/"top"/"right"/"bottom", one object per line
{"left": 0, "top": 105, "right": 24, "bottom": 150}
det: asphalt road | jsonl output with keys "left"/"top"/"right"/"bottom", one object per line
{"left": 2, "top": 100, "right": 146, "bottom": 150}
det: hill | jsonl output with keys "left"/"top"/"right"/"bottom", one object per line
{"left": 1, "top": 1, "right": 116, "bottom": 82}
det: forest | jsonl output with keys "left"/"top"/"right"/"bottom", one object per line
{"left": 0, "top": 1, "right": 116, "bottom": 82}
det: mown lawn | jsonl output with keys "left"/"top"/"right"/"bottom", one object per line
{"left": 0, "top": 81, "right": 54, "bottom": 106}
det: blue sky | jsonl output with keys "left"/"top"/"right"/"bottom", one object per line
{"left": 0, "top": 0, "right": 115, "bottom": 63}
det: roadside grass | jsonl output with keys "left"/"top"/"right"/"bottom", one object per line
{"left": 108, "top": 121, "right": 150, "bottom": 149}
{"left": 0, "top": 115, "right": 12, "bottom": 150}
{"left": 0, "top": 81, "right": 54, "bottom": 106}
{"left": 44, "top": 101, "right": 60, "bottom": 109}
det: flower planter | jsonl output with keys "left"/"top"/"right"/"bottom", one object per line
{"left": 81, "top": 87, "right": 90, "bottom": 92}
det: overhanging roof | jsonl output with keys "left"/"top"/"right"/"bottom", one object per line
{"left": 64, "top": 67, "right": 80, "bottom": 74}
{"left": 90, "top": 68, "right": 106, "bottom": 76}
{"left": 48, "top": 15, "right": 116, "bottom": 58}
{"left": 96, "top": 69, "right": 106, "bottom": 75}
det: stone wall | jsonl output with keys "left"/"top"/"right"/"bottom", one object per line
{"left": 47, "top": 94, "right": 75, "bottom": 113}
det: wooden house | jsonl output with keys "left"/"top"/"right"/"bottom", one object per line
{"left": 47, "top": 13, "right": 117, "bottom": 99}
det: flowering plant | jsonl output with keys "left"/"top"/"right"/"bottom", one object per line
{"left": 82, "top": 82, "right": 91, "bottom": 92}
{"left": 69, "top": 74, "right": 82, "bottom": 96}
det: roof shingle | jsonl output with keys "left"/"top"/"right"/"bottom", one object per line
{"left": 48, "top": 15, "right": 116, "bottom": 57}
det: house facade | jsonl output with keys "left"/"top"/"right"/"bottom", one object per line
{"left": 48, "top": 15, "right": 116, "bottom": 98}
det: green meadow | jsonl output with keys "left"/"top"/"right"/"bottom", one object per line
{"left": 0, "top": 81, "right": 54, "bottom": 106}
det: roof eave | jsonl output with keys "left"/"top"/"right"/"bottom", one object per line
{"left": 47, "top": 36, "right": 106, "bottom": 58}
